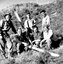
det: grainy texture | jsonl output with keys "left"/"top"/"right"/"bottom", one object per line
{"left": 0, "top": 0, "right": 63, "bottom": 64}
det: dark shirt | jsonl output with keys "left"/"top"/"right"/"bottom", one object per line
{"left": 0, "top": 19, "right": 17, "bottom": 38}
{"left": 33, "top": 31, "right": 41, "bottom": 40}
{"left": 1, "top": 19, "right": 16, "bottom": 33}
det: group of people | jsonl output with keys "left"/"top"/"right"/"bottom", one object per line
{"left": 0, "top": 9, "right": 53, "bottom": 58}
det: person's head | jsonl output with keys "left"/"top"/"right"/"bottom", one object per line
{"left": 40, "top": 10, "right": 46, "bottom": 17}
{"left": 4, "top": 13, "right": 12, "bottom": 21}
{"left": 26, "top": 12, "right": 31, "bottom": 20}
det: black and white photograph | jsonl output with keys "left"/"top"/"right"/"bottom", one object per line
{"left": 0, "top": 0, "right": 63, "bottom": 64}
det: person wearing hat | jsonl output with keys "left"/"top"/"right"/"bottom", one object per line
{"left": 0, "top": 13, "right": 17, "bottom": 58}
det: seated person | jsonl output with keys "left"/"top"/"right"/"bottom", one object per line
{"left": 10, "top": 26, "right": 30, "bottom": 54}
{"left": 40, "top": 26, "right": 53, "bottom": 49}
{"left": 31, "top": 26, "right": 41, "bottom": 47}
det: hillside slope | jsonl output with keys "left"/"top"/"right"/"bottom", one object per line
{"left": 0, "top": 0, "right": 63, "bottom": 34}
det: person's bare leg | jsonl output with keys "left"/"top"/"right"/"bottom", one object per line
{"left": 40, "top": 39, "right": 46, "bottom": 48}
{"left": 6, "top": 38, "right": 12, "bottom": 58}
{"left": 17, "top": 43, "right": 20, "bottom": 55}
{"left": 46, "top": 39, "right": 51, "bottom": 49}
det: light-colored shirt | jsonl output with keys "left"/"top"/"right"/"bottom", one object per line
{"left": 24, "top": 19, "right": 33, "bottom": 29}
{"left": 42, "top": 15, "right": 50, "bottom": 31}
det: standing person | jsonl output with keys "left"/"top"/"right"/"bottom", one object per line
{"left": 0, "top": 13, "right": 17, "bottom": 58}
{"left": 40, "top": 10, "right": 52, "bottom": 49}
{"left": 24, "top": 14, "right": 34, "bottom": 42}
{"left": 40, "top": 10, "right": 50, "bottom": 32}
{"left": 24, "top": 14, "right": 33, "bottom": 30}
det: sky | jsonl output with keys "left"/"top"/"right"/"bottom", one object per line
{"left": 0, "top": 0, "right": 55, "bottom": 11}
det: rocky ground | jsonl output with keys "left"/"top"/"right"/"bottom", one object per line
{"left": 0, "top": 48, "right": 63, "bottom": 64}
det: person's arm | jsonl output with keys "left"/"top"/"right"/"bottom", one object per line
{"left": 46, "top": 15, "right": 50, "bottom": 26}
{"left": 2, "top": 24, "right": 10, "bottom": 31}
{"left": 24, "top": 20, "right": 28, "bottom": 30}
{"left": 0, "top": 19, "right": 3, "bottom": 27}
{"left": 41, "top": 18, "right": 46, "bottom": 32}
